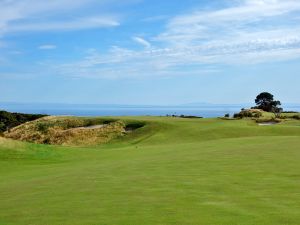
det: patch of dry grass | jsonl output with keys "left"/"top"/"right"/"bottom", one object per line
{"left": 4, "top": 116, "right": 126, "bottom": 146}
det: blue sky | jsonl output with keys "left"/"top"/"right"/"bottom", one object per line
{"left": 1, "top": 0, "right": 300, "bottom": 105}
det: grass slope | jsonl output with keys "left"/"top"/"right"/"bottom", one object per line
{"left": 0, "top": 117, "right": 300, "bottom": 225}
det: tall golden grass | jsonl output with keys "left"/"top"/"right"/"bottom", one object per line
{"left": 4, "top": 116, "right": 126, "bottom": 146}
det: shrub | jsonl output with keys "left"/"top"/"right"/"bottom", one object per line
{"left": 233, "top": 113, "right": 241, "bottom": 119}
{"left": 253, "top": 112, "right": 262, "bottom": 118}
{"left": 179, "top": 115, "right": 202, "bottom": 119}
{"left": 278, "top": 115, "right": 287, "bottom": 119}
{"left": 36, "top": 122, "right": 51, "bottom": 133}
{"left": 0, "top": 122, "right": 5, "bottom": 132}
{"left": 284, "top": 111, "right": 298, "bottom": 113}
{"left": 234, "top": 109, "right": 262, "bottom": 119}
{"left": 125, "top": 121, "right": 145, "bottom": 130}
{"left": 0, "top": 110, "right": 46, "bottom": 132}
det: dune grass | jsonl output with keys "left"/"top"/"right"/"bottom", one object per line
{"left": 3, "top": 116, "right": 131, "bottom": 146}
{"left": 0, "top": 117, "right": 300, "bottom": 225}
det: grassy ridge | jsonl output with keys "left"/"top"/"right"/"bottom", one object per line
{"left": 0, "top": 117, "right": 300, "bottom": 225}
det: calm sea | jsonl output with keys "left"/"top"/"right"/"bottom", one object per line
{"left": 1, "top": 103, "right": 299, "bottom": 118}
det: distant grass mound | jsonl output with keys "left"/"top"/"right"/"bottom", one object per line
{"left": 3, "top": 116, "right": 142, "bottom": 146}
{"left": 234, "top": 109, "right": 300, "bottom": 123}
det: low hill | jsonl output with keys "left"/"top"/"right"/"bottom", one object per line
{"left": 4, "top": 116, "right": 145, "bottom": 146}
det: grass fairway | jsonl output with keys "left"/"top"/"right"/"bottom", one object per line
{"left": 0, "top": 117, "right": 300, "bottom": 225}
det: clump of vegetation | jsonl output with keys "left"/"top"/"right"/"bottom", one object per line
{"left": 125, "top": 121, "right": 146, "bottom": 132}
{"left": 233, "top": 109, "right": 263, "bottom": 119}
{"left": 224, "top": 113, "right": 230, "bottom": 118}
{"left": 179, "top": 115, "right": 202, "bottom": 119}
{"left": 4, "top": 116, "right": 143, "bottom": 146}
{"left": 0, "top": 110, "right": 46, "bottom": 133}
{"left": 233, "top": 92, "right": 300, "bottom": 122}
{"left": 166, "top": 114, "right": 202, "bottom": 119}
{"left": 283, "top": 111, "right": 298, "bottom": 113}
{"left": 292, "top": 115, "right": 300, "bottom": 120}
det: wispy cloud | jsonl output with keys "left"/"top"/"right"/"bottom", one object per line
{"left": 132, "top": 37, "right": 151, "bottom": 48}
{"left": 38, "top": 45, "right": 57, "bottom": 50}
{"left": 8, "top": 16, "right": 119, "bottom": 33}
{"left": 52, "top": 0, "right": 300, "bottom": 79}
{"left": 3, "top": 0, "right": 300, "bottom": 80}
{"left": 158, "top": 0, "right": 300, "bottom": 46}
{"left": 0, "top": 0, "right": 120, "bottom": 36}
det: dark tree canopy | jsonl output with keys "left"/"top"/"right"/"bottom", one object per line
{"left": 255, "top": 92, "right": 281, "bottom": 112}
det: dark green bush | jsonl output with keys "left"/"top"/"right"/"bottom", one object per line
{"left": 179, "top": 115, "right": 202, "bottom": 119}
{"left": 233, "top": 110, "right": 262, "bottom": 119}
{"left": 36, "top": 122, "right": 50, "bottom": 133}
{"left": 125, "top": 121, "right": 145, "bottom": 131}
{"left": 233, "top": 113, "right": 241, "bottom": 119}
{"left": 0, "top": 110, "right": 46, "bottom": 132}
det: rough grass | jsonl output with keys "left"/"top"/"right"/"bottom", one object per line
{"left": 0, "top": 117, "right": 300, "bottom": 225}
{"left": 3, "top": 116, "right": 130, "bottom": 146}
{"left": 235, "top": 109, "right": 300, "bottom": 123}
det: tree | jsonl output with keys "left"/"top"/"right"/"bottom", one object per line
{"left": 254, "top": 92, "right": 281, "bottom": 112}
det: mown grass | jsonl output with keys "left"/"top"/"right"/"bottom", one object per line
{"left": 0, "top": 117, "right": 300, "bottom": 225}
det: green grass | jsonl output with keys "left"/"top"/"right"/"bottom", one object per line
{"left": 1, "top": 117, "right": 300, "bottom": 225}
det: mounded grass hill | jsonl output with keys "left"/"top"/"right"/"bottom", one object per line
{"left": 3, "top": 116, "right": 145, "bottom": 146}
{"left": 234, "top": 108, "right": 300, "bottom": 122}
{"left": 1, "top": 116, "right": 300, "bottom": 225}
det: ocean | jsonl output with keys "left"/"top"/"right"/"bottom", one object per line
{"left": 1, "top": 103, "right": 299, "bottom": 118}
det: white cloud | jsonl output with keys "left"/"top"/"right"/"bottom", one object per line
{"left": 0, "top": 0, "right": 121, "bottom": 35}
{"left": 158, "top": 0, "right": 300, "bottom": 43}
{"left": 54, "top": 0, "right": 300, "bottom": 79}
{"left": 9, "top": 17, "right": 119, "bottom": 33}
{"left": 38, "top": 45, "right": 57, "bottom": 50}
{"left": 132, "top": 37, "right": 151, "bottom": 48}
{"left": 4, "top": 0, "right": 300, "bottom": 79}
{"left": 155, "top": 0, "right": 300, "bottom": 63}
